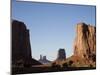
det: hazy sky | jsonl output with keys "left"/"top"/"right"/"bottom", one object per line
{"left": 12, "top": 0, "right": 96, "bottom": 61}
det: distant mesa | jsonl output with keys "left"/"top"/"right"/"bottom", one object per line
{"left": 57, "top": 48, "right": 66, "bottom": 60}
{"left": 39, "top": 55, "right": 51, "bottom": 64}
{"left": 52, "top": 48, "right": 66, "bottom": 66}
{"left": 12, "top": 20, "right": 41, "bottom": 68}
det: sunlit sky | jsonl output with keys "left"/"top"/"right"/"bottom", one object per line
{"left": 12, "top": 0, "right": 96, "bottom": 61}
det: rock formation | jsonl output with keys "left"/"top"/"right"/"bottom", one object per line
{"left": 52, "top": 23, "right": 96, "bottom": 67}
{"left": 52, "top": 49, "right": 66, "bottom": 67}
{"left": 12, "top": 20, "right": 41, "bottom": 67}
{"left": 12, "top": 20, "right": 31, "bottom": 61}
{"left": 39, "top": 55, "right": 51, "bottom": 64}
{"left": 64, "top": 23, "right": 96, "bottom": 67}
{"left": 74, "top": 23, "right": 96, "bottom": 63}
{"left": 57, "top": 48, "right": 66, "bottom": 60}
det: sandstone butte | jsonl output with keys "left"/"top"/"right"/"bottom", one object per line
{"left": 53, "top": 23, "right": 96, "bottom": 67}
{"left": 12, "top": 20, "right": 42, "bottom": 67}
{"left": 73, "top": 23, "right": 96, "bottom": 67}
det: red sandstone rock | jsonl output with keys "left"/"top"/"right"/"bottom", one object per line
{"left": 73, "top": 23, "right": 96, "bottom": 63}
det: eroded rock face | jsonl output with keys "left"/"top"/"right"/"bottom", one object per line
{"left": 74, "top": 23, "right": 96, "bottom": 62}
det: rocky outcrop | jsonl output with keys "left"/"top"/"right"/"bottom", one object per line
{"left": 74, "top": 23, "right": 96, "bottom": 63}
{"left": 57, "top": 48, "right": 66, "bottom": 60}
{"left": 52, "top": 49, "right": 66, "bottom": 66}
{"left": 12, "top": 20, "right": 41, "bottom": 67}
{"left": 12, "top": 20, "right": 32, "bottom": 61}
{"left": 39, "top": 55, "right": 51, "bottom": 64}
{"left": 52, "top": 23, "right": 96, "bottom": 67}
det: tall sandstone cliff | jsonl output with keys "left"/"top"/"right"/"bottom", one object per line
{"left": 74, "top": 23, "right": 96, "bottom": 63}
{"left": 52, "top": 23, "right": 96, "bottom": 67}
{"left": 12, "top": 20, "right": 41, "bottom": 67}
{"left": 12, "top": 20, "right": 32, "bottom": 61}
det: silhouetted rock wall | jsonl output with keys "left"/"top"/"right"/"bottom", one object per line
{"left": 12, "top": 20, "right": 32, "bottom": 62}
{"left": 12, "top": 20, "right": 41, "bottom": 66}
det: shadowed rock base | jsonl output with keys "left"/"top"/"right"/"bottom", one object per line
{"left": 12, "top": 66, "right": 96, "bottom": 74}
